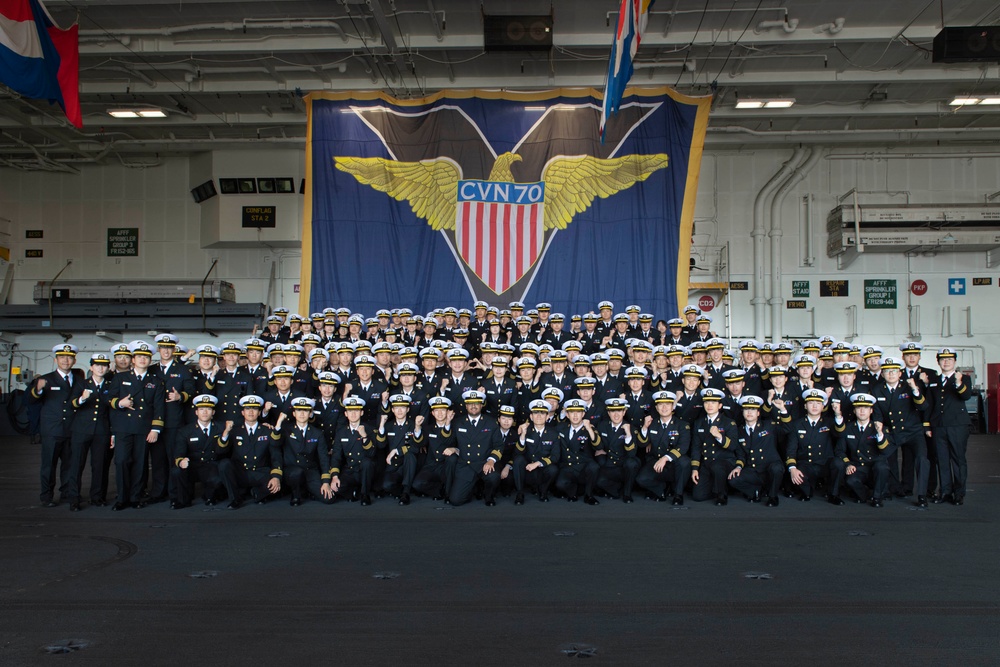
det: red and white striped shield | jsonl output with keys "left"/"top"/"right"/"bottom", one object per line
{"left": 455, "top": 180, "right": 545, "bottom": 295}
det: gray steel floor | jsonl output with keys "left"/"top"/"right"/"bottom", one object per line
{"left": 2, "top": 435, "right": 999, "bottom": 665}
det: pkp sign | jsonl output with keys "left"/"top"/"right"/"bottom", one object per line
{"left": 910, "top": 280, "right": 928, "bottom": 296}
{"left": 698, "top": 295, "right": 716, "bottom": 312}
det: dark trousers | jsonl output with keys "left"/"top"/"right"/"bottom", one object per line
{"left": 381, "top": 452, "right": 418, "bottom": 495}
{"left": 413, "top": 458, "right": 457, "bottom": 498}
{"left": 636, "top": 456, "right": 692, "bottom": 498}
{"left": 170, "top": 460, "right": 223, "bottom": 505}
{"left": 595, "top": 458, "right": 640, "bottom": 498}
{"left": 512, "top": 456, "right": 559, "bottom": 496}
{"left": 691, "top": 459, "right": 736, "bottom": 501}
{"left": 113, "top": 433, "right": 149, "bottom": 504}
{"left": 728, "top": 462, "right": 784, "bottom": 500}
{"left": 335, "top": 460, "right": 375, "bottom": 499}
{"left": 895, "top": 433, "right": 930, "bottom": 496}
{"left": 793, "top": 458, "right": 845, "bottom": 498}
{"left": 932, "top": 426, "right": 969, "bottom": 497}
{"left": 145, "top": 426, "right": 178, "bottom": 500}
{"left": 449, "top": 463, "right": 500, "bottom": 506}
{"left": 39, "top": 434, "right": 71, "bottom": 503}
{"left": 66, "top": 433, "right": 112, "bottom": 502}
{"left": 554, "top": 461, "right": 600, "bottom": 498}
{"left": 845, "top": 460, "right": 890, "bottom": 501}
{"left": 285, "top": 466, "right": 334, "bottom": 504}
{"left": 218, "top": 459, "right": 272, "bottom": 501}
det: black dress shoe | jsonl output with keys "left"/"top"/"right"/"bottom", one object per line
{"left": 538, "top": 493, "right": 550, "bottom": 502}
{"left": 827, "top": 494, "right": 845, "bottom": 506}
{"left": 799, "top": 493, "right": 812, "bottom": 502}
{"left": 622, "top": 495, "right": 633, "bottom": 504}
{"left": 672, "top": 495, "right": 684, "bottom": 506}
{"left": 654, "top": 494, "right": 668, "bottom": 502}
{"left": 432, "top": 494, "right": 445, "bottom": 501}
{"left": 514, "top": 493, "right": 524, "bottom": 505}
{"left": 567, "top": 496, "right": 578, "bottom": 502}
{"left": 715, "top": 494, "right": 728, "bottom": 506}
{"left": 360, "top": 494, "right": 372, "bottom": 506}
{"left": 916, "top": 496, "right": 928, "bottom": 508}
{"left": 255, "top": 496, "right": 269, "bottom": 505}
{"left": 91, "top": 499, "right": 107, "bottom": 507}
{"left": 132, "top": 500, "right": 147, "bottom": 509}
{"left": 170, "top": 500, "right": 183, "bottom": 509}
{"left": 871, "top": 498, "right": 883, "bottom": 508}
{"left": 43, "top": 500, "right": 58, "bottom": 508}
{"left": 485, "top": 498, "right": 496, "bottom": 507}
{"left": 112, "top": 502, "right": 128, "bottom": 511}
{"left": 751, "top": 491, "right": 761, "bottom": 503}
{"left": 766, "top": 496, "right": 779, "bottom": 507}
{"left": 204, "top": 499, "right": 216, "bottom": 507}
{"left": 398, "top": 492, "right": 411, "bottom": 506}
{"left": 584, "top": 495, "right": 600, "bottom": 505}
{"left": 148, "top": 495, "right": 168, "bottom": 505}
{"left": 227, "top": 498, "right": 244, "bottom": 510}
{"left": 952, "top": 494, "right": 964, "bottom": 506}
{"left": 70, "top": 501, "right": 81, "bottom": 512}
{"left": 290, "top": 497, "right": 303, "bottom": 507}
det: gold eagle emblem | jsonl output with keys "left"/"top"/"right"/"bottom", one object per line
{"left": 334, "top": 152, "right": 669, "bottom": 231}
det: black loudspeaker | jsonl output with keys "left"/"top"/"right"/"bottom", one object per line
{"left": 190, "top": 180, "right": 218, "bottom": 203}
{"left": 933, "top": 26, "right": 1000, "bottom": 63}
{"left": 484, "top": 14, "right": 552, "bottom": 52}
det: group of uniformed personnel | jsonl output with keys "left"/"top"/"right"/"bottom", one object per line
{"left": 28, "top": 299, "right": 974, "bottom": 511}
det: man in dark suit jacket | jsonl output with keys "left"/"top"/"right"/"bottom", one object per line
{"left": 27, "top": 344, "right": 84, "bottom": 506}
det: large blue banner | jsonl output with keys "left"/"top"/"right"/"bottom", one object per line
{"left": 300, "top": 88, "right": 710, "bottom": 318}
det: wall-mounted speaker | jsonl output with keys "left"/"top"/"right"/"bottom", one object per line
{"left": 484, "top": 14, "right": 552, "bottom": 52}
{"left": 191, "top": 180, "right": 218, "bottom": 203}
{"left": 933, "top": 26, "right": 1000, "bottom": 63}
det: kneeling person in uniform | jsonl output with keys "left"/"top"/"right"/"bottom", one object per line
{"left": 449, "top": 391, "right": 503, "bottom": 507}
{"left": 330, "top": 397, "right": 377, "bottom": 505}
{"left": 636, "top": 391, "right": 692, "bottom": 505}
{"left": 170, "top": 394, "right": 232, "bottom": 509}
{"left": 595, "top": 398, "right": 640, "bottom": 503}
{"left": 727, "top": 395, "right": 784, "bottom": 506}
{"left": 281, "top": 397, "right": 334, "bottom": 506}
{"left": 512, "top": 399, "right": 561, "bottom": 504}
{"left": 377, "top": 394, "right": 424, "bottom": 505}
{"left": 219, "top": 395, "right": 282, "bottom": 508}
{"left": 554, "top": 399, "right": 601, "bottom": 505}
{"left": 834, "top": 393, "right": 890, "bottom": 507}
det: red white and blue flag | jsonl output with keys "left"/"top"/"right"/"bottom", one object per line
{"left": 454, "top": 180, "right": 546, "bottom": 295}
{"left": 600, "top": 0, "right": 654, "bottom": 143}
{"left": 0, "top": 0, "right": 81, "bottom": 128}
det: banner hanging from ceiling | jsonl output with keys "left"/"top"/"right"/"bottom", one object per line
{"left": 299, "top": 87, "right": 710, "bottom": 318}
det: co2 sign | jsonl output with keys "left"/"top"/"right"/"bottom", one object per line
{"left": 698, "top": 295, "right": 716, "bottom": 312}
{"left": 910, "top": 279, "right": 928, "bottom": 296}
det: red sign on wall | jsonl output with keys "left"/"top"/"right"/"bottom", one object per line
{"left": 910, "top": 279, "right": 928, "bottom": 296}
{"left": 698, "top": 295, "right": 716, "bottom": 312}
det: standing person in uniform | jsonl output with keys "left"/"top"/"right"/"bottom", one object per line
{"left": 66, "top": 353, "right": 113, "bottom": 510}
{"left": 27, "top": 344, "right": 82, "bottom": 507}
{"left": 149, "top": 333, "right": 194, "bottom": 504}
{"left": 107, "top": 341, "right": 165, "bottom": 511}
{"left": 926, "top": 348, "right": 972, "bottom": 505}
{"left": 871, "top": 356, "right": 930, "bottom": 506}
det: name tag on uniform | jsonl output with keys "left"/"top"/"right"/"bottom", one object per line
{"left": 797, "top": 430, "right": 807, "bottom": 434}
{"left": 122, "top": 382, "right": 132, "bottom": 386}
{"left": 189, "top": 437, "right": 199, "bottom": 442}
{"left": 340, "top": 438, "right": 349, "bottom": 442}
{"left": 50, "top": 386, "right": 61, "bottom": 391}
{"left": 458, "top": 428, "right": 468, "bottom": 433}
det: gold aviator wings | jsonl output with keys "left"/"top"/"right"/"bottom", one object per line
{"left": 541, "top": 154, "right": 669, "bottom": 229}
{"left": 335, "top": 156, "right": 461, "bottom": 231}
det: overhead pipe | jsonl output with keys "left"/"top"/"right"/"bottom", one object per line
{"left": 756, "top": 18, "right": 799, "bottom": 33}
{"left": 813, "top": 18, "right": 845, "bottom": 34}
{"left": 751, "top": 148, "right": 804, "bottom": 340}
{"left": 769, "top": 147, "right": 822, "bottom": 342}
{"left": 80, "top": 19, "right": 350, "bottom": 42}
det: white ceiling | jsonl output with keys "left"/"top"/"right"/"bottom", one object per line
{"left": 3, "top": 0, "right": 1000, "bottom": 169}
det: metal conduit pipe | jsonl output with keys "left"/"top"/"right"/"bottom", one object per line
{"left": 80, "top": 19, "right": 349, "bottom": 42}
{"left": 769, "top": 147, "right": 822, "bottom": 341}
{"left": 752, "top": 148, "right": 804, "bottom": 340}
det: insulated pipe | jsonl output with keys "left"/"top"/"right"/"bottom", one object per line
{"left": 752, "top": 148, "right": 804, "bottom": 340}
{"left": 769, "top": 147, "right": 822, "bottom": 341}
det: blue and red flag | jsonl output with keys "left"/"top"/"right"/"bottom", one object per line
{"left": 0, "top": 0, "right": 81, "bottom": 128}
{"left": 600, "top": 0, "right": 655, "bottom": 143}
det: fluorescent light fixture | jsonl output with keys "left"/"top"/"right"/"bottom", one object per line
{"left": 108, "top": 108, "right": 167, "bottom": 118}
{"left": 949, "top": 97, "right": 980, "bottom": 106}
{"left": 764, "top": 99, "right": 795, "bottom": 108}
{"left": 524, "top": 106, "right": 547, "bottom": 111}
{"left": 735, "top": 100, "right": 765, "bottom": 109}
{"left": 736, "top": 98, "right": 795, "bottom": 109}
{"left": 978, "top": 97, "right": 1000, "bottom": 105}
